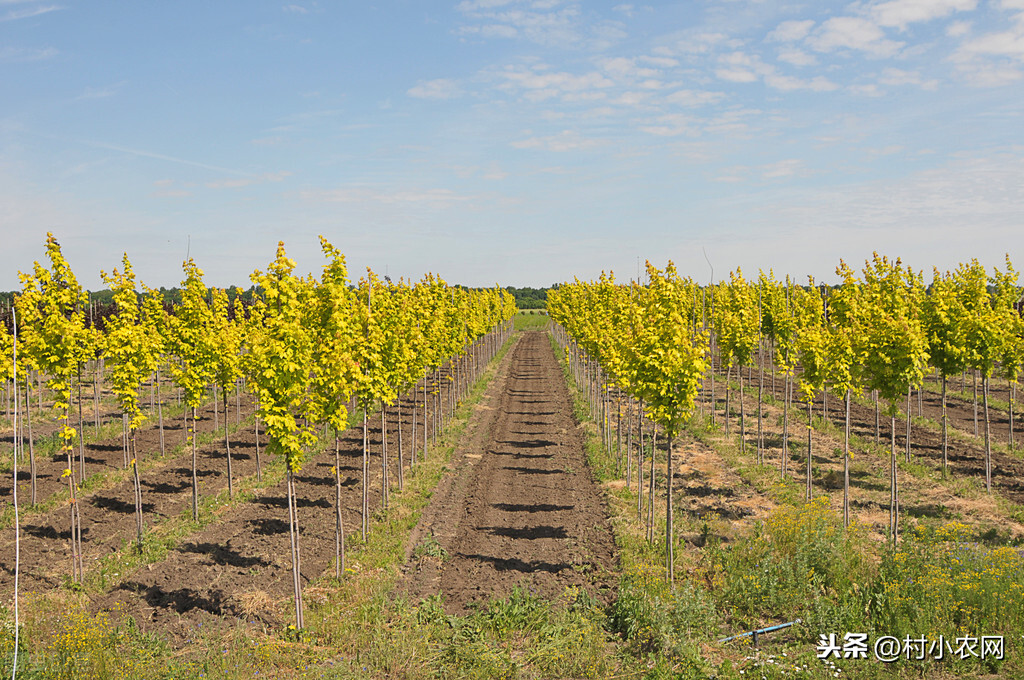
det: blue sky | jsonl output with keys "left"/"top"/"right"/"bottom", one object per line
{"left": 3, "top": 0, "right": 1023, "bottom": 290}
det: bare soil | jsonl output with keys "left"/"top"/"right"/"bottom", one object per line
{"left": 397, "top": 332, "right": 618, "bottom": 613}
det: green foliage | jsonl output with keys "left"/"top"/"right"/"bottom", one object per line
{"left": 166, "top": 259, "right": 218, "bottom": 410}
{"left": 247, "top": 243, "right": 317, "bottom": 472}
{"left": 859, "top": 253, "right": 930, "bottom": 414}
{"left": 100, "top": 254, "right": 162, "bottom": 432}
{"left": 709, "top": 497, "right": 874, "bottom": 628}
{"left": 924, "top": 267, "right": 969, "bottom": 380}
{"left": 16, "top": 233, "right": 92, "bottom": 450}
{"left": 716, "top": 268, "right": 759, "bottom": 369}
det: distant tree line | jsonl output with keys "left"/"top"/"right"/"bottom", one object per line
{"left": 505, "top": 286, "right": 555, "bottom": 309}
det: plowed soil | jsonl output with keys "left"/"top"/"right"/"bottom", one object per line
{"left": 0, "top": 396, "right": 259, "bottom": 593}
{"left": 398, "top": 331, "right": 618, "bottom": 613}
{"left": 711, "top": 362, "right": 1024, "bottom": 508}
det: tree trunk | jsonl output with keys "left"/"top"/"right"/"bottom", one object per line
{"left": 905, "top": 386, "right": 912, "bottom": 463}
{"left": 362, "top": 407, "right": 369, "bottom": 540}
{"left": 397, "top": 398, "right": 404, "bottom": 491}
{"left": 76, "top": 370, "right": 85, "bottom": 480}
{"left": 843, "top": 389, "right": 850, "bottom": 527}
{"left": 782, "top": 372, "right": 789, "bottom": 479}
{"left": 724, "top": 365, "right": 731, "bottom": 435}
{"left": 974, "top": 370, "right": 979, "bottom": 437}
{"left": 739, "top": 368, "right": 746, "bottom": 453}
{"left": 874, "top": 390, "right": 880, "bottom": 445}
{"left": 647, "top": 429, "right": 657, "bottom": 544}
{"left": 24, "top": 376, "right": 36, "bottom": 506}
{"left": 626, "top": 395, "right": 633, "bottom": 492}
{"left": 637, "top": 399, "right": 644, "bottom": 519}
{"left": 890, "top": 414, "right": 898, "bottom": 544}
{"left": 93, "top": 361, "right": 101, "bottom": 435}
{"left": 423, "top": 380, "right": 429, "bottom": 461}
{"left": 984, "top": 376, "right": 992, "bottom": 493}
{"left": 224, "top": 386, "right": 233, "bottom": 499}
{"left": 335, "top": 433, "right": 345, "bottom": 579}
{"left": 665, "top": 433, "right": 674, "bottom": 587}
{"left": 1009, "top": 379, "right": 1015, "bottom": 452}
{"left": 287, "top": 469, "right": 304, "bottom": 630}
{"left": 157, "top": 368, "right": 165, "bottom": 456}
{"left": 381, "top": 400, "right": 389, "bottom": 509}
{"left": 941, "top": 377, "right": 948, "bottom": 477}
{"left": 191, "top": 408, "right": 199, "bottom": 522}
{"left": 132, "top": 430, "right": 143, "bottom": 549}
{"left": 757, "top": 340, "right": 764, "bottom": 464}
{"left": 254, "top": 398, "right": 262, "bottom": 482}
{"left": 806, "top": 397, "right": 812, "bottom": 501}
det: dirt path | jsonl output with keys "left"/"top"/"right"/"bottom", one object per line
{"left": 398, "top": 331, "right": 618, "bottom": 613}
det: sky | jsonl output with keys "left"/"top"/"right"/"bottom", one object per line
{"left": 3, "top": 0, "right": 1024, "bottom": 291}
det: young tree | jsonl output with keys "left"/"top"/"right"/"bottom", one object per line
{"left": 167, "top": 260, "right": 218, "bottom": 520}
{"left": 923, "top": 268, "right": 968, "bottom": 475}
{"left": 829, "top": 262, "right": 865, "bottom": 526}
{"left": 630, "top": 262, "right": 707, "bottom": 584}
{"left": 792, "top": 281, "right": 827, "bottom": 501}
{"left": 716, "top": 270, "right": 759, "bottom": 454}
{"left": 993, "top": 257, "right": 1021, "bottom": 453}
{"left": 15, "top": 233, "right": 91, "bottom": 580}
{"left": 101, "top": 255, "right": 162, "bottom": 548}
{"left": 309, "top": 237, "right": 361, "bottom": 578}
{"left": 210, "top": 287, "right": 244, "bottom": 497}
{"left": 247, "top": 242, "right": 318, "bottom": 630}
{"left": 859, "top": 254, "right": 929, "bottom": 543}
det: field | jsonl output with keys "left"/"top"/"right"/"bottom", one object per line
{"left": 0, "top": 307, "right": 1020, "bottom": 679}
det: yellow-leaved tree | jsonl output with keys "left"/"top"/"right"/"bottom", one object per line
{"left": 247, "top": 242, "right": 318, "bottom": 630}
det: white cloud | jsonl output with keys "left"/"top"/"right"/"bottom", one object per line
{"left": 639, "top": 113, "right": 695, "bottom": 137}
{"left": 408, "top": 78, "right": 463, "bottom": 100}
{"left": 282, "top": 4, "right": 309, "bottom": 14}
{"left": 878, "top": 67, "right": 938, "bottom": 89}
{"left": 612, "top": 4, "right": 634, "bottom": 17}
{"left": 808, "top": 16, "right": 904, "bottom": 57}
{"left": 206, "top": 172, "right": 291, "bottom": 189}
{"left": 947, "top": 20, "right": 971, "bottom": 37}
{"left": 777, "top": 47, "right": 817, "bottom": 66}
{"left": 951, "top": 15, "right": 1024, "bottom": 86}
{"left": 761, "top": 159, "right": 803, "bottom": 179}
{"left": 599, "top": 56, "right": 660, "bottom": 80}
{"left": 638, "top": 55, "right": 679, "bottom": 68}
{"left": 456, "top": 1, "right": 584, "bottom": 46}
{"left": 496, "top": 63, "right": 614, "bottom": 101}
{"left": 870, "top": 0, "right": 977, "bottom": 30}
{"left": 511, "top": 130, "right": 603, "bottom": 151}
{"left": 715, "top": 52, "right": 838, "bottom": 91}
{"left": 849, "top": 83, "right": 885, "bottom": 96}
{"left": 767, "top": 20, "right": 815, "bottom": 42}
{"left": 665, "top": 89, "right": 725, "bottom": 107}
{"left": 0, "top": 4, "right": 61, "bottom": 21}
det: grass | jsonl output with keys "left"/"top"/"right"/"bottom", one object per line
{"left": 0, "top": 328, "right": 523, "bottom": 679}
{"left": 5, "top": 327, "right": 1024, "bottom": 679}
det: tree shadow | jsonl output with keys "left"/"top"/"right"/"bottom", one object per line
{"left": 249, "top": 518, "right": 289, "bottom": 536}
{"left": 23, "top": 523, "right": 90, "bottom": 540}
{"left": 92, "top": 494, "right": 155, "bottom": 514}
{"left": 142, "top": 479, "right": 191, "bottom": 494}
{"left": 457, "top": 552, "right": 569, "bottom": 574}
{"left": 178, "top": 541, "right": 270, "bottom": 568}
{"left": 119, "top": 581, "right": 228, "bottom": 615}
{"left": 260, "top": 496, "right": 330, "bottom": 510}
{"left": 492, "top": 503, "right": 574, "bottom": 513}
{"left": 479, "top": 525, "right": 568, "bottom": 539}
{"left": 501, "top": 466, "right": 561, "bottom": 475}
